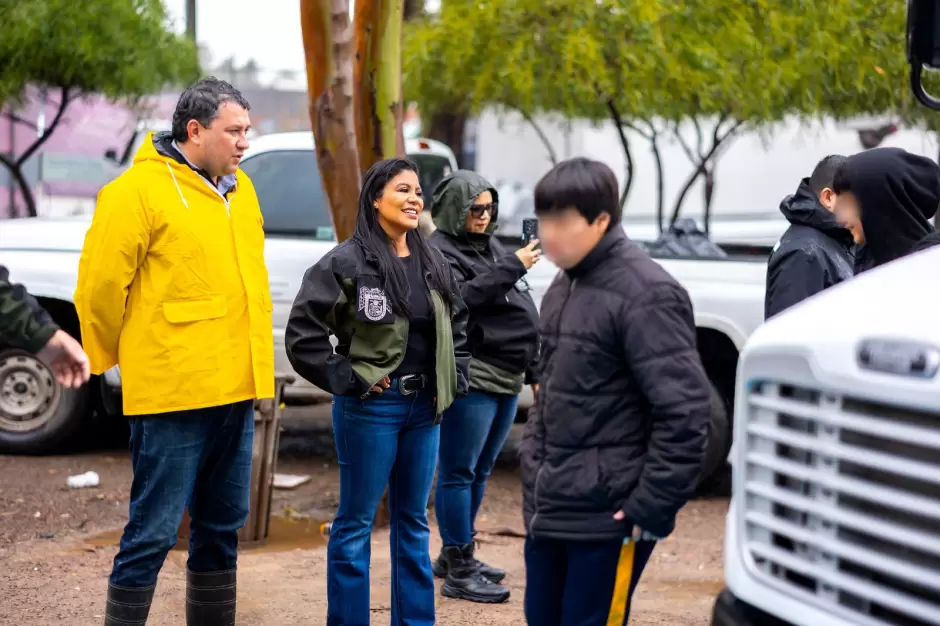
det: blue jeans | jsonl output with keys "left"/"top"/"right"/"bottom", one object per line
{"left": 524, "top": 536, "right": 656, "bottom": 625}
{"left": 328, "top": 383, "right": 440, "bottom": 626}
{"left": 435, "top": 390, "right": 518, "bottom": 546}
{"left": 109, "top": 400, "right": 254, "bottom": 588}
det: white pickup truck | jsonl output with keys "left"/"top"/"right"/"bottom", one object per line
{"left": 0, "top": 131, "right": 767, "bottom": 483}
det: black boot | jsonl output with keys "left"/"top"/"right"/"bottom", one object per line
{"left": 433, "top": 543, "right": 506, "bottom": 583}
{"left": 440, "top": 544, "right": 510, "bottom": 604}
{"left": 185, "top": 569, "right": 237, "bottom": 626}
{"left": 104, "top": 582, "right": 155, "bottom": 626}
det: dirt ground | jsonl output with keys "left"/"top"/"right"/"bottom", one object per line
{"left": 0, "top": 449, "right": 728, "bottom": 626}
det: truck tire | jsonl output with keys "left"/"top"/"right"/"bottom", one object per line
{"left": 0, "top": 348, "right": 90, "bottom": 454}
{"left": 699, "top": 378, "right": 731, "bottom": 488}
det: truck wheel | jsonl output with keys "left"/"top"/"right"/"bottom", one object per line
{"left": 698, "top": 378, "right": 731, "bottom": 489}
{"left": 0, "top": 348, "right": 89, "bottom": 454}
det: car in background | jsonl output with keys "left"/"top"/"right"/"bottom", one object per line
{"left": 0, "top": 131, "right": 458, "bottom": 454}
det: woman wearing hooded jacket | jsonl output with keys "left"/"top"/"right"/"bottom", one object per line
{"left": 428, "top": 170, "right": 541, "bottom": 604}
{"left": 285, "top": 158, "right": 470, "bottom": 626}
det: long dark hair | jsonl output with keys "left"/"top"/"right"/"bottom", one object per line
{"left": 351, "top": 158, "right": 454, "bottom": 317}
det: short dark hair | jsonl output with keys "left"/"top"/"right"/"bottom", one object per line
{"left": 533, "top": 157, "right": 621, "bottom": 229}
{"left": 171, "top": 77, "right": 251, "bottom": 142}
{"left": 809, "top": 154, "right": 846, "bottom": 197}
{"left": 831, "top": 160, "right": 853, "bottom": 195}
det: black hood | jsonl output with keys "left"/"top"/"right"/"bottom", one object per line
{"left": 839, "top": 147, "right": 940, "bottom": 266}
{"left": 779, "top": 178, "right": 852, "bottom": 245}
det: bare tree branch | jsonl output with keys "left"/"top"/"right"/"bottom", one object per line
{"left": 518, "top": 108, "right": 558, "bottom": 165}
{"left": 606, "top": 100, "right": 634, "bottom": 209}
{"left": 15, "top": 88, "right": 72, "bottom": 168}
{"left": 1, "top": 110, "right": 39, "bottom": 131}
{"left": 669, "top": 119, "right": 744, "bottom": 226}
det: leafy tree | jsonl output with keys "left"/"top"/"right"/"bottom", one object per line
{"left": 0, "top": 0, "right": 199, "bottom": 217}
{"left": 404, "top": 0, "right": 929, "bottom": 229}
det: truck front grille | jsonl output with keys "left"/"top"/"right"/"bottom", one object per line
{"left": 742, "top": 382, "right": 940, "bottom": 626}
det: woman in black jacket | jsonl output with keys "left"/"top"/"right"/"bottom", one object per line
{"left": 427, "top": 170, "right": 540, "bottom": 604}
{"left": 285, "top": 158, "right": 470, "bottom": 626}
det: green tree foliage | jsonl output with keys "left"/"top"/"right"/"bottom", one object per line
{"left": 404, "top": 0, "right": 928, "bottom": 224}
{"left": 0, "top": 0, "right": 199, "bottom": 216}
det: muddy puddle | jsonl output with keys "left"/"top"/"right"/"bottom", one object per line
{"left": 82, "top": 516, "right": 328, "bottom": 554}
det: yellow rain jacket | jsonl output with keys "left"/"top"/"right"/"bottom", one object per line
{"left": 74, "top": 133, "right": 274, "bottom": 415}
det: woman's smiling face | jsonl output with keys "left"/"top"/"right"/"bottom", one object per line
{"left": 375, "top": 170, "right": 424, "bottom": 235}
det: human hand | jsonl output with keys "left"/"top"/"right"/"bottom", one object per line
{"left": 514, "top": 240, "right": 542, "bottom": 269}
{"left": 531, "top": 383, "right": 540, "bottom": 399}
{"left": 371, "top": 376, "right": 391, "bottom": 394}
{"left": 37, "top": 330, "right": 90, "bottom": 389}
{"left": 612, "top": 511, "right": 664, "bottom": 542}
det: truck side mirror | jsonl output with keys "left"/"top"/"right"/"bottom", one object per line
{"left": 908, "top": 0, "right": 940, "bottom": 109}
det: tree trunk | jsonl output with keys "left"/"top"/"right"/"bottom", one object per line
{"left": 300, "top": 0, "right": 362, "bottom": 243}
{"left": 427, "top": 109, "right": 467, "bottom": 168}
{"left": 353, "top": 0, "right": 405, "bottom": 175}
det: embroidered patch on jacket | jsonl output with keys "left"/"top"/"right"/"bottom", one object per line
{"left": 358, "top": 286, "right": 389, "bottom": 322}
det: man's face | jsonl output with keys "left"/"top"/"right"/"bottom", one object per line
{"left": 537, "top": 208, "right": 610, "bottom": 269}
{"left": 187, "top": 101, "right": 251, "bottom": 178}
{"left": 834, "top": 191, "right": 865, "bottom": 244}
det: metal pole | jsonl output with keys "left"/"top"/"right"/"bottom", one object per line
{"left": 185, "top": 0, "right": 197, "bottom": 42}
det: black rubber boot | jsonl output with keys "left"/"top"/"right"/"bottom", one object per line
{"left": 104, "top": 582, "right": 155, "bottom": 626}
{"left": 433, "top": 543, "right": 506, "bottom": 583}
{"left": 185, "top": 569, "right": 237, "bottom": 626}
{"left": 440, "top": 544, "right": 510, "bottom": 604}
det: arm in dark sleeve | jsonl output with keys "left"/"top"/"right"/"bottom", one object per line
{"left": 524, "top": 342, "right": 540, "bottom": 385}
{"left": 764, "top": 248, "right": 828, "bottom": 320}
{"left": 443, "top": 249, "right": 527, "bottom": 309}
{"left": 0, "top": 265, "right": 59, "bottom": 352}
{"left": 449, "top": 270, "right": 472, "bottom": 397}
{"left": 285, "top": 258, "right": 368, "bottom": 397}
{"left": 619, "top": 284, "right": 711, "bottom": 538}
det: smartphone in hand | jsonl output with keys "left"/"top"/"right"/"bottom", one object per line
{"left": 522, "top": 218, "right": 539, "bottom": 246}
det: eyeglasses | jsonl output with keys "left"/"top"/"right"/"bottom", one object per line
{"left": 469, "top": 203, "right": 498, "bottom": 219}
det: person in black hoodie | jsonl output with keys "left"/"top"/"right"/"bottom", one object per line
{"left": 428, "top": 170, "right": 541, "bottom": 604}
{"left": 832, "top": 147, "right": 940, "bottom": 267}
{"left": 764, "top": 155, "right": 855, "bottom": 320}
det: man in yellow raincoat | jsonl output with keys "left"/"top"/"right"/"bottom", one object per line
{"left": 75, "top": 77, "right": 274, "bottom": 626}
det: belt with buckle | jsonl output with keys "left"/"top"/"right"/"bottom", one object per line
{"left": 397, "top": 374, "right": 427, "bottom": 395}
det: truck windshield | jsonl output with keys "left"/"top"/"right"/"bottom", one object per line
{"left": 240, "top": 149, "right": 455, "bottom": 239}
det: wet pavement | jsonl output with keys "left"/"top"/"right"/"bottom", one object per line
{"left": 0, "top": 411, "right": 729, "bottom": 625}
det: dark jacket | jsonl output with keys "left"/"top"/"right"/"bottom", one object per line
{"left": 0, "top": 265, "right": 59, "bottom": 352}
{"left": 911, "top": 230, "right": 940, "bottom": 254}
{"left": 839, "top": 147, "right": 940, "bottom": 266}
{"left": 285, "top": 240, "right": 470, "bottom": 417}
{"left": 764, "top": 179, "right": 855, "bottom": 320}
{"left": 429, "top": 170, "right": 540, "bottom": 396}
{"left": 520, "top": 227, "right": 711, "bottom": 541}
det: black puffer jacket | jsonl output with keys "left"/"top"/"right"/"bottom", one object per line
{"left": 429, "top": 170, "right": 540, "bottom": 395}
{"left": 764, "top": 178, "right": 855, "bottom": 320}
{"left": 520, "top": 227, "right": 710, "bottom": 540}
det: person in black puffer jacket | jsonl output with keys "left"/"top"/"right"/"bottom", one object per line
{"left": 521, "top": 158, "right": 710, "bottom": 626}
{"left": 764, "top": 155, "right": 855, "bottom": 320}
{"left": 428, "top": 170, "right": 541, "bottom": 604}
